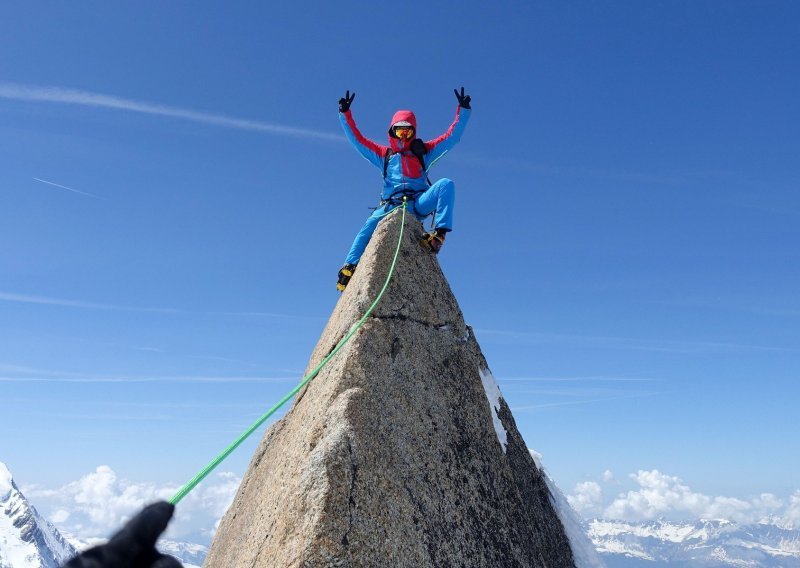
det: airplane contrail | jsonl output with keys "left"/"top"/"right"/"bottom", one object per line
{"left": 0, "top": 290, "right": 318, "bottom": 320}
{"left": 32, "top": 177, "right": 99, "bottom": 198}
{"left": 0, "top": 82, "right": 343, "bottom": 142}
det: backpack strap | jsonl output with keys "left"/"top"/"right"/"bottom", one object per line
{"left": 383, "top": 148, "right": 393, "bottom": 179}
{"left": 410, "top": 138, "right": 431, "bottom": 186}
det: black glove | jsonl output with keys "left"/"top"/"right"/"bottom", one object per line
{"left": 339, "top": 90, "right": 356, "bottom": 113}
{"left": 63, "top": 501, "right": 182, "bottom": 568}
{"left": 454, "top": 86, "right": 471, "bottom": 109}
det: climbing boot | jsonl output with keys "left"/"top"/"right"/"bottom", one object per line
{"left": 336, "top": 263, "right": 356, "bottom": 292}
{"left": 421, "top": 229, "right": 447, "bottom": 254}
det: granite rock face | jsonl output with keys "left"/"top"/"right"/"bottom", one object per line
{"left": 205, "top": 211, "right": 577, "bottom": 568}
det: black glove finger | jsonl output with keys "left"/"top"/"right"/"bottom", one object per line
{"left": 112, "top": 502, "right": 175, "bottom": 551}
{"left": 63, "top": 543, "right": 185, "bottom": 568}
{"left": 339, "top": 90, "right": 355, "bottom": 112}
{"left": 62, "top": 502, "right": 178, "bottom": 568}
{"left": 130, "top": 502, "right": 174, "bottom": 546}
{"left": 152, "top": 553, "right": 184, "bottom": 568}
{"left": 454, "top": 87, "right": 470, "bottom": 109}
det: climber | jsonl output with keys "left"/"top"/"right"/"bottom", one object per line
{"left": 335, "top": 87, "right": 472, "bottom": 291}
{"left": 63, "top": 501, "right": 182, "bottom": 568}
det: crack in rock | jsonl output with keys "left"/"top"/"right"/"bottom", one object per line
{"left": 341, "top": 439, "right": 358, "bottom": 547}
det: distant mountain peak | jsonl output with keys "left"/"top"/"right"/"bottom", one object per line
{"left": 587, "top": 517, "right": 800, "bottom": 567}
{"left": 0, "top": 461, "right": 76, "bottom": 568}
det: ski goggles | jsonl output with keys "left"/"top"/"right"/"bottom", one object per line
{"left": 392, "top": 125, "right": 415, "bottom": 139}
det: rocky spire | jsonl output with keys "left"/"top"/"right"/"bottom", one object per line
{"left": 205, "top": 211, "right": 581, "bottom": 567}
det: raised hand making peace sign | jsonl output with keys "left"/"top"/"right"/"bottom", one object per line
{"left": 454, "top": 87, "right": 471, "bottom": 109}
{"left": 339, "top": 90, "right": 356, "bottom": 113}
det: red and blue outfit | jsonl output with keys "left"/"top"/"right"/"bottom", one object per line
{"left": 339, "top": 106, "right": 471, "bottom": 265}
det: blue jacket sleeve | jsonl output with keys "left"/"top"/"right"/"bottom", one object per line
{"left": 424, "top": 107, "right": 471, "bottom": 168}
{"left": 339, "top": 110, "right": 388, "bottom": 169}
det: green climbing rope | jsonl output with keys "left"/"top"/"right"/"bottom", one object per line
{"left": 169, "top": 201, "right": 408, "bottom": 505}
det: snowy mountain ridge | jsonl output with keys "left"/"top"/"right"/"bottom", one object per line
{"left": 6, "top": 455, "right": 800, "bottom": 567}
{"left": 155, "top": 540, "right": 208, "bottom": 567}
{"left": 0, "top": 462, "right": 76, "bottom": 568}
{"left": 587, "top": 518, "right": 800, "bottom": 567}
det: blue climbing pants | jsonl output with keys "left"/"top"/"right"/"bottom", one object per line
{"left": 344, "top": 178, "right": 455, "bottom": 265}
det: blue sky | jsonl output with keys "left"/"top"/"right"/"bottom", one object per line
{"left": 1, "top": 0, "right": 799, "bottom": 523}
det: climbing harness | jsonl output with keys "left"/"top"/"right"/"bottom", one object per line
{"left": 381, "top": 188, "right": 425, "bottom": 208}
{"left": 169, "top": 201, "right": 409, "bottom": 505}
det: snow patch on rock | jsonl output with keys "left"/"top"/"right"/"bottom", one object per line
{"left": 0, "top": 462, "right": 13, "bottom": 499}
{"left": 478, "top": 367, "right": 508, "bottom": 452}
{"left": 529, "top": 450, "right": 607, "bottom": 568}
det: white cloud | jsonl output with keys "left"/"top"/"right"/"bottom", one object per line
{"left": 601, "top": 470, "right": 790, "bottom": 524}
{"left": 0, "top": 83, "right": 341, "bottom": 142}
{"left": 50, "top": 509, "right": 71, "bottom": 523}
{"left": 782, "top": 491, "right": 800, "bottom": 529}
{"left": 568, "top": 482, "right": 604, "bottom": 517}
{"left": 602, "top": 470, "right": 615, "bottom": 483}
{"left": 25, "top": 466, "right": 239, "bottom": 542}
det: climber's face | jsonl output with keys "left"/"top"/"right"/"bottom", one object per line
{"left": 392, "top": 125, "right": 415, "bottom": 140}
{"left": 387, "top": 112, "right": 417, "bottom": 150}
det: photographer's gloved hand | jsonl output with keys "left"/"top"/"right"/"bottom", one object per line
{"left": 454, "top": 86, "right": 471, "bottom": 109}
{"left": 339, "top": 90, "right": 356, "bottom": 113}
{"left": 63, "top": 501, "right": 182, "bottom": 568}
